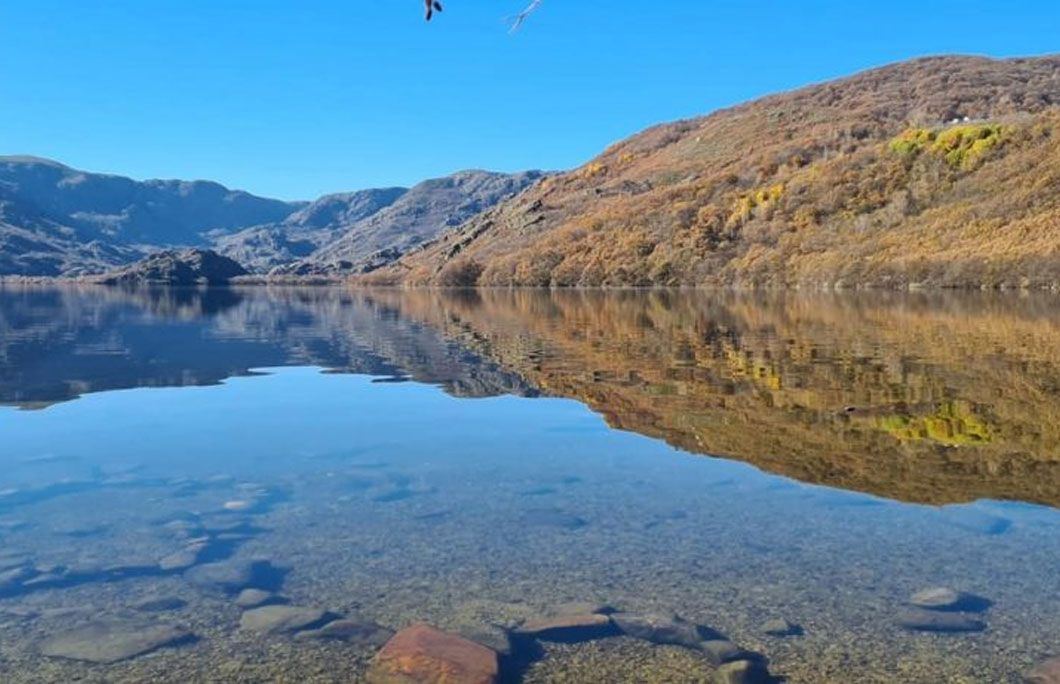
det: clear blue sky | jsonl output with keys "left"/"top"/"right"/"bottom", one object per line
{"left": 1, "top": 1, "right": 1057, "bottom": 200}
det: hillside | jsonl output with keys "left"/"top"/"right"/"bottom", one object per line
{"left": 380, "top": 55, "right": 1060, "bottom": 288}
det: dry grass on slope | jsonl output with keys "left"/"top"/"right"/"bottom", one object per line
{"left": 370, "top": 55, "right": 1060, "bottom": 289}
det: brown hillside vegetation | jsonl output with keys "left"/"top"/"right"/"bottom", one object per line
{"left": 363, "top": 288, "right": 1060, "bottom": 506}
{"left": 373, "top": 55, "right": 1060, "bottom": 288}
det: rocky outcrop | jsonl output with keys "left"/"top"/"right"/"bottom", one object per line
{"left": 94, "top": 249, "right": 248, "bottom": 286}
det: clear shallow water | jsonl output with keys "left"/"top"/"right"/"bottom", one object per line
{"left": 2, "top": 286, "right": 1060, "bottom": 682}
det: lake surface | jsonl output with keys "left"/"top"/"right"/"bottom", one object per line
{"left": 2, "top": 285, "right": 1060, "bottom": 683}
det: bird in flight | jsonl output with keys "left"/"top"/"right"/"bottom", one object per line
{"left": 424, "top": 0, "right": 443, "bottom": 21}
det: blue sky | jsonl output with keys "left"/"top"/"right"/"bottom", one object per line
{"left": 1, "top": 1, "right": 1057, "bottom": 200}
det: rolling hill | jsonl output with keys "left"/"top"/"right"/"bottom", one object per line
{"left": 379, "top": 55, "right": 1060, "bottom": 289}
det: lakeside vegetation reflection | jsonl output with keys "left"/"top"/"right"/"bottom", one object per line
{"left": 4, "top": 285, "right": 1060, "bottom": 507}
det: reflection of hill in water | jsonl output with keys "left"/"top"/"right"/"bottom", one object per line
{"left": 5, "top": 285, "right": 1060, "bottom": 507}
{"left": 373, "top": 289, "right": 1060, "bottom": 508}
{"left": 0, "top": 285, "right": 533, "bottom": 407}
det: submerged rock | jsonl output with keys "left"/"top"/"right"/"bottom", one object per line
{"left": 1026, "top": 656, "right": 1060, "bottom": 684}
{"left": 513, "top": 612, "right": 615, "bottom": 642}
{"left": 762, "top": 617, "right": 803, "bottom": 637}
{"left": 37, "top": 619, "right": 193, "bottom": 663}
{"left": 895, "top": 607, "right": 986, "bottom": 633}
{"left": 700, "top": 639, "right": 749, "bottom": 666}
{"left": 159, "top": 549, "right": 201, "bottom": 571}
{"left": 713, "top": 659, "right": 770, "bottom": 684}
{"left": 235, "top": 588, "right": 279, "bottom": 609}
{"left": 452, "top": 623, "right": 513, "bottom": 656}
{"left": 0, "top": 565, "right": 34, "bottom": 590}
{"left": 369, "top": 624, "right": 499, "bottom": 684}
{"left": 184, "top": 559, "right": 271, "bottom": 595}
{"left": 133, "top": 596, "right": 187, "bottom": 612}
{"left": 295, "top": 617, "right": 393, "bottom": 647}
{"left": 611, "top": 613, "right": 701, "bottom": 648}
{"left": 239, "top": 605, "right": 333, "bottom": 635}
{"left": 939, "top": 507, "right": 1012, "bottom": 536}
{"left": 909, "top": 587, "right": 990, "bottom": 612}
{"left": 520, "top": 508, "right": 588, "bottom": 530}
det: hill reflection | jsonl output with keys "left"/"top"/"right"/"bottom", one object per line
{"left": 3, "top": 284, "right": 1060, "bottom": 506}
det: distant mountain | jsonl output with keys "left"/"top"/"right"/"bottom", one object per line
{"left": 211, "top": 187, "right": 406, "bottom": 272}
{"left": 0, "top": 156, "right": 542, "bottom": 277}
{"left": 220, "top": 170, "right": 545, "bottom": 275}
{"left": 381, "top": 55, "right": 1060, "bottom": 289}
{"left": 0, "top": 156, "right": 299, "bottom": 275}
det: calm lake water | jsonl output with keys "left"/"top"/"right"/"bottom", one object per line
{"left": 2, "top": 285, "right": 1060, "bottom": 683}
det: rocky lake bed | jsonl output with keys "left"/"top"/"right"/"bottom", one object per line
{"left": 1, "top": 423, "right": 1059, "bottom": 683}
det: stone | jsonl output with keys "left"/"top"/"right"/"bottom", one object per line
{"left": 909, "top": 587, "right": 990, "bottom": 612}
{"left": 700, "top": 639, "right": 748, "bottom": 666}
{"left": 895, "top": 607, "right": 986, "bottom": 633}
{"left": 551, "top": 601, "right": 611, "bottom": 616}
{"left": 713, "top": 659, "right": 770, "bottom": 684}
{"left": 235, "top": 588, "right": 278, "bottom": 608}
{"left": 513, "top": 613, "right": 615, "bottom": 642}
{"left": 521, "top": 508, "right": 588, "bottom": 530}
{"left": 295, "top": 618, "right": 394, "bottom": 647}
{"left": 939, "top": 507, "right": 1011, "bottom": 535}
{"left": 762, "top": 617, "right": 802, "bottom": 636}
{"left": 184, "top": 560, "right": 258, "bottom": 595}
{"left": 159, "top": 549, "right": 200, "bottom": 571}
{"left": 0, "top": 565, "right": 34, "bottom": 590}
{"left": 611, "top": 613, "right": 701, "bottom": 648}
{"left": 37, "top": 619, "right": 193, "bottom": 664}
{"left": 134, "top": 596, "right": 187, "bottom": 612}
{"left": 239, "top": 605, "right": 332, "bottom": 635}
{"left": 1025, "top": 656, "right": 1060, "bottom": 684}
{"left": 452, "top": 623, "right": 513, "bottom": 656}
{"left": 368, "top": 623, "right": 498, "bottom": 684}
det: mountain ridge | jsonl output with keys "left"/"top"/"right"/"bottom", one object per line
{"left": 0, "top": 157, "right": 542, "bottom": 277}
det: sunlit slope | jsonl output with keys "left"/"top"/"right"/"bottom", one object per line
{"left": 379, "top": 55, "right": 1060, "bottom": 288}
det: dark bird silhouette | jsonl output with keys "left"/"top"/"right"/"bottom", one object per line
{"left": 425, "top": 0, "right": 443, "bottom": 21}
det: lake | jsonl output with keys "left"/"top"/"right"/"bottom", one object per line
{"left": 2, "top": 285, "right": 1060, "bottom": 683}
